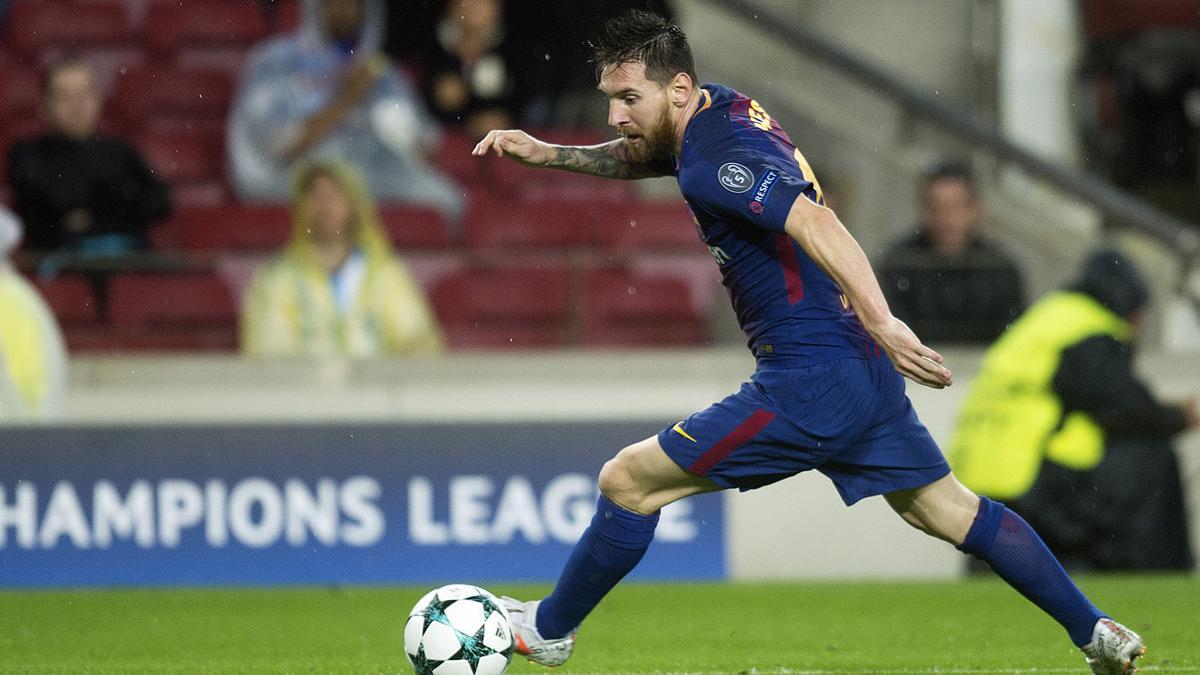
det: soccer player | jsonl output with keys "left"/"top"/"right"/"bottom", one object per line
{"left": 472, "top": 11, "right": 1145, "bottom": 674}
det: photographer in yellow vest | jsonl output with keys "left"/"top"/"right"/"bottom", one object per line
{"left": 950, "top": 248, "right": 1198, "bottom": 570}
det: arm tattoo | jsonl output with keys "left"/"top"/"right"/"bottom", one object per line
{"left": 548, "top": 140, "right": 667, "bottom": 180}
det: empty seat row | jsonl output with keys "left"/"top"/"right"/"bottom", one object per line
{"left": 465, "top": 198, "right": 698, "bottom": 252}
{"left": 34, "top": 272, "right": 239, "bottom": 350}
{"left": 4, "top": 0, "right": 281, "bottom": 59}
{"left": 32, "top": 263, "right": 712, "bottom": 352}
{"left": 147, "top": 198, "right": 699, "bottom": 253}
{"left": 153, "top": 204, "right": 453, "bottom": 251}
{"left": 0, "top": 62, "right": 233, "bottom": 132}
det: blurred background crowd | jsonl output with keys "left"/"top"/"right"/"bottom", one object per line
{"left": 0, "top": 0, "right": 1198, "bottom": 571}
{"left": 2, "top": 0, "right": 1198, "bottom": 360}
{"left": 1, "top": 0, "right": 699, "bottom": 361}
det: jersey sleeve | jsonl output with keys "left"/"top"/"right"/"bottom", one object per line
{"left": 686, "top": 140, "right": 817, "bottom": 232}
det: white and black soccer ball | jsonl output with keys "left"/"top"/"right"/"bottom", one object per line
{"left": 404, "top": 584, "right": 514, "bottom": 675}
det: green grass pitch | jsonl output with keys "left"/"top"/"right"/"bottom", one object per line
{"left": 0, "top": 576, "right": 1195, "bottom": 673}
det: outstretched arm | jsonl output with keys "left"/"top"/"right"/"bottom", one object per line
{"left": 280, "top": 57, "right": 389, "bottom": 162}
{"left": 472, "top": 129, "right": 668, "bottom": 180}
{"left": 783, "top": 195, "right": 954, "bottom": 389}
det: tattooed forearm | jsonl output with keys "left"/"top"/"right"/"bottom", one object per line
{"left": 550, "top": 144, "right": 624, "bottom": 178}
{"left": 547, "top": 140, "right": 666, "bottom": 180}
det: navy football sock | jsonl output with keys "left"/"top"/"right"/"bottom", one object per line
{"left": 958, "top": 496, "right": 1104, "bottom": 647}
{"left": 536, "top": 495, "right": 659, "bottom": 639}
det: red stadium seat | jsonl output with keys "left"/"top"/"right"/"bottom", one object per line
{"left": 175, "top": 204, "right": 453, "bottom": 252}
{"left": 4, "top": 1, "right": 134, "bottom": 58}
{"left": 518, "top": 170, "right": 635, "bottom": 202}
{"left": 136, "top": 129, "right": 223, "bottom": 185}
{"left": 33, "top": 275, "right": 101, "bottom": 326}
{"left": 178, "top": 204, "right": 293, "bottom": 251}
{"left": 272, "top": 0, "right": 302, "bottom": 34}
{"left": 436, "top": 130, "right": 480, "bottom": 183}
{"left": 110, "top": 67, "right": 234, "bottom": 135}
{"left": 143, "top": 0, "right": 268, "bottom": 59}
{"left": 593, "top": 200, "right": 700, "bottom": 251}
{"left": 432, "top": 265, "right": 572, "bottom": 349}
{"left": 108, "top": 271, "right": 238, "bottom": 350}
{"left": 537, "top": 128, "right": 612, "bottom": 147}
{"left": 1080, "top": 0, "right": 1200, "bottom": 40}
{"left": 378, "top": 205, "right": 454, "bottom": 249}
{"left": 465, "top": 198, "right": 591, "bottom": 251}
{"left": 0, "top": 64, "right": 42, "bottom": 128}
{"left": 581, "top": 268, "right": 707, "bottom": 347}
{"left": 109, "top": 272, "right": 237, "bottom": 324}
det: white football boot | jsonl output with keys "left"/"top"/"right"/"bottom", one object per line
{"left": 499, "top": 597, "right": 576, "bottom": 667}
{"left": 1082, "top": 618, "right": 1146, "bottom": 674}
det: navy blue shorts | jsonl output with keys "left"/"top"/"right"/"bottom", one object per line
{"left": 657, "top": 355, "right": 950, "bottom": 505}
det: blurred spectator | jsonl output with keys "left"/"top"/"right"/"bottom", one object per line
{"left": 241, "top": 159, "right": 443, "bottom": 358}
{"left": 519, "top": 0, "right": 674, "bottom": 127}
{"left": 228, "top": 0, "right": 463, "bottom": 224}
{"left": 878, "top": 161, "right": 1025, "bottom": 343}
{"left": 423, "top": 0, "right": 515, "bottom": 137}
{"left": 7, "top": 58, "right": 170, "bottom": 255}
{"left": 383, "top": 0, "right": 442, "bottom": 71}
{"left": 387, "top": 0, "right": 673, "bottom": 127}
{"left": 950, "top": 248, "right": 1197, "bottom": 571}
{"left": 0, "top": 207, "right": 67, "bottom": 421}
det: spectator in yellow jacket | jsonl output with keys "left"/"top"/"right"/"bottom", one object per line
{"left": 240, "top": 159, "right": 443, "bottom": 358}
{"left": 950, "top": 248, "right": 1197, "bottom": 570}
{"left": 0, "top": 207, "right": 68, "bottom": 420}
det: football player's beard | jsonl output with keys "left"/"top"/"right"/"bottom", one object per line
{"left": 625, "top": 104, "right": 676, "bottom": 163}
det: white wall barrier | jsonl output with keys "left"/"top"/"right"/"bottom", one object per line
{"left": 9, "top": 349, "right": 1195, "bottom": 583}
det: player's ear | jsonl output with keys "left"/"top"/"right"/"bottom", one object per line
{"left": 670, "top": 72, "right": 694, "bottom": 107}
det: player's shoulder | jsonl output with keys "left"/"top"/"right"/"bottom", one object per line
{"left": 688, "top": 83, "right": 794, "bottom": 157}
{"left": 696, "top": 84, "right": 776, "bottom": 132}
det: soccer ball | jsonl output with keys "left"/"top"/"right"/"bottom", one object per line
{"left": 404, "top": 584, "right": 515, "bottom": 675}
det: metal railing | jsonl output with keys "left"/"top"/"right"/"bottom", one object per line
{"left": 731, "top": 0, "right": 1200, "bottom": 269}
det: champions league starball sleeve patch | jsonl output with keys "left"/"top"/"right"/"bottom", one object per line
{"left": 717, "top": 162, "right": 755, "bottom": 193}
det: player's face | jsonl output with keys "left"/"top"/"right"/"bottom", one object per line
{"left": 45, "top": 65, "right": 102, "bottom": 141}
{"left": 599, "top": 62, "right": 675, "bottom": 163}
{"left": 920, "top": 178, "right": 979, "bottom": 254}
{"left": 305, "top": 174, "right": 356, "bottom": 244}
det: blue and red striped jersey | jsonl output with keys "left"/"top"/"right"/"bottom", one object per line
{"left": 673, "top": 83, "right": 875, "bottom": 367}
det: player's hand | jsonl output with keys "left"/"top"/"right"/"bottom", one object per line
{"left": 871, "top": 316, "right": 953, "bottom": 389}
{"left": 472, "top": 129, "right": 554, "bottom": 167}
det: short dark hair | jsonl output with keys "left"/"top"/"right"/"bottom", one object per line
{"left": 590, "top": 9, "right": 697, "bottom": 87}
{"left": 921, "top": 159, "right": 977, "bottom": 197}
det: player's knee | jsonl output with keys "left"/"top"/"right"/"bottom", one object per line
{"left": 598, "top": 448, "right": 648, "bottom": 512}
{"left": 893, "top": 496, "right": 979, "bottom": 545}
{"left": 896, "top": 510, "right": 938, "bottom": 537}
